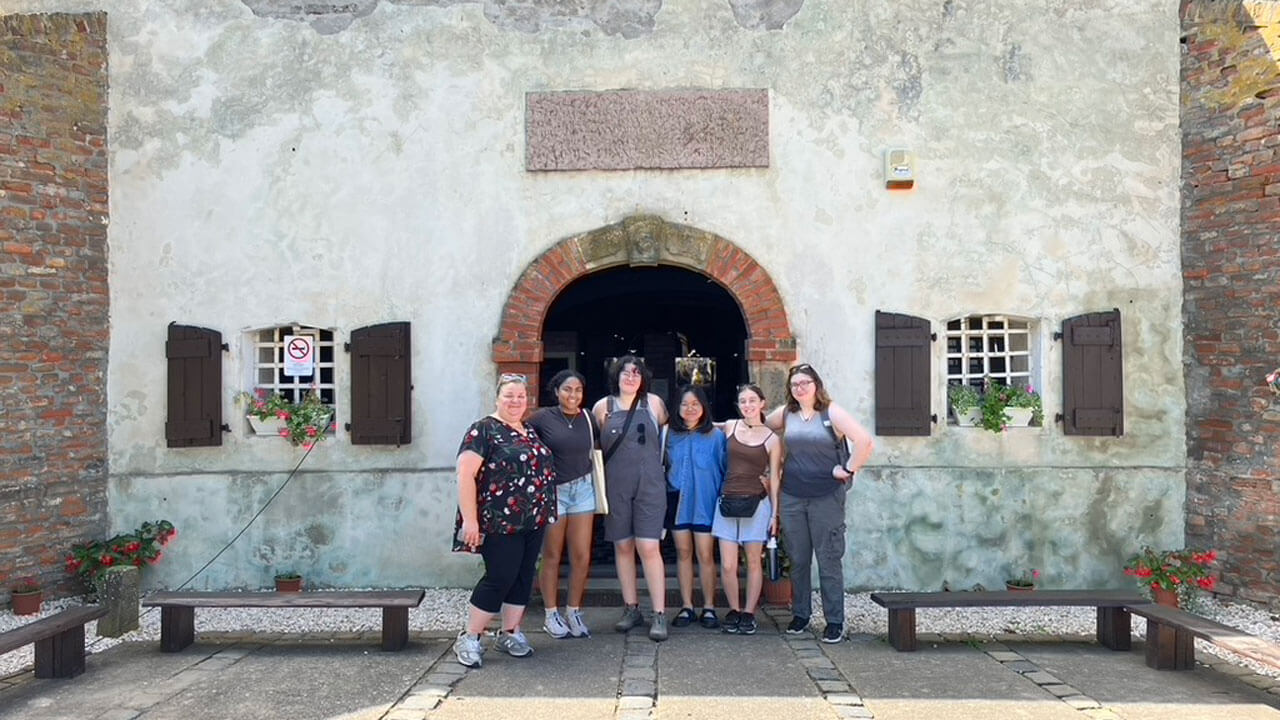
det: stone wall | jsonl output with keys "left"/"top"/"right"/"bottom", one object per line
{"left": 0, "top": 13, "right": 110, "bottom": 600}
{"left": 1181, "top": 0, "right": 1280, "bottom": 608}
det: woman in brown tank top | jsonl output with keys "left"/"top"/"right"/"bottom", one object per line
{"left": 710, "top": 383, "right": 781, "bottom": 635}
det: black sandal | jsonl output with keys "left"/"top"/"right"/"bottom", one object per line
{"left": 671, "top": 607, "right": 696, "bottom": 627}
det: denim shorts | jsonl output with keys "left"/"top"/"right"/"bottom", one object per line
{"left": 712, "top": 496, "right": 773, "bottom": 545}
{"left": 555, "top": 473, "right": 597, "bottom": 517}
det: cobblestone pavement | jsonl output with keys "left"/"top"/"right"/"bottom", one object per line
{"left": 2, "top": 607, "right": 1279, "bottom": 719}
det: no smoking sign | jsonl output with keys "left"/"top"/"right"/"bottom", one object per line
{"left": 283, "top": 335, "right": 315, "bottom": 377}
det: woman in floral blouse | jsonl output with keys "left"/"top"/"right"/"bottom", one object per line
{"left": 452, "top": 373, "right": 556, "bottom": 668}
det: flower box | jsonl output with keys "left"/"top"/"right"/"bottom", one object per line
{"left": 1004, "top": 407, "right": 1033, "bottom": 427}
{"left": 952, "top": 406, "right": 982, "bottom": 426}
{"left": 247, "top": 415, "right": 287, "bottom": 436}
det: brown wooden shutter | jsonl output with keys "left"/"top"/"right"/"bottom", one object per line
{"left": 1061, "top": 310, "right": 1123, "bottom": 436}
{"left": 349, "top": 322, "right": 411, "bottom": 445}
{"left": 875, "top": 311, "right": 933, "bottom": 436}
{"left": 165, "top": 323, "right": 223, "bottom": 447}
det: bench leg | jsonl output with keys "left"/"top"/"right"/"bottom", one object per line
{"left": 34, "top": 624, "right": 87, "bottom": 679}
{"left": 1145, "top": 619, "right": 1193, "bottom": 670}
{"left": 160, "top": 606, "right": 195, "bottom": 653}
{"left": 887, "top": 608, "right": 917, "bottom": 652}
{"left": 1096, "top": 607, "right": 1131, "bottom": 651}
{"left": 382, "top": 607, "right": 409, "bottom": 651}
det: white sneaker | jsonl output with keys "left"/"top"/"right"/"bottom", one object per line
{"left": 453, "top": 631, "right": 483, "bottom": 668}
{"left": 566, "top": 608, "right": 591, "bottom": 638}
{"left": 495, "top": 629, "right": 533, "bottom": 657}
{"left": 543, "top": 609, "right": 570, "bottom": 639}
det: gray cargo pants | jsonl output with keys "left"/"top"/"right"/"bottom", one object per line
{"left": 779, "top": 488, "right": 847, "bottom": 625}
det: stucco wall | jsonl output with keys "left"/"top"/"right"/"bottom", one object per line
{"left": 7, "top": 0, "right": 1184, "bottom": 591}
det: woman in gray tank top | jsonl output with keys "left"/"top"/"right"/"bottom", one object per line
{"left": 591, "top": 356, "right": 671, "bottom": 642}
{"left": 765, "top": 363, "right": 874, "bottom": 644}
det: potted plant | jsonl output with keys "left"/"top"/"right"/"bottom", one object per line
{"left": 1123, "top": 546, "right": 1217, "bottom": 608}
{"left": 1004, "top": 568, "right": 1040, "bottom": 591}
{"left": 10, "top": 576, "right": 42, "bottom": 616}
{"left": 977, "top": 379, "right": 1042, "bottom": 432}
{"left": 948, "top": 384, "right": 982, "bottom": 426}
{"left": 235, "top": 389, "right": 335, "bottom": 450}
{"left": 65, "top": 520, "right": 176, "bottom": 591}
{"left": 274, "top": 571, "right": 303, "bottom": 592}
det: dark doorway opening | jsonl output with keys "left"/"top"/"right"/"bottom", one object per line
{"left": 539, "top": 266, "right": 749, "bottom": 417}
{"left": 540, "top": 266, "right": 750, "bottom": 571}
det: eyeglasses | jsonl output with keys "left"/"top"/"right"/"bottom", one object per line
{"left": 790, "top": 378, "right": 815, "bottom": 390}
{"left": 636, "top": 422, "right": 646, "bottom": 446}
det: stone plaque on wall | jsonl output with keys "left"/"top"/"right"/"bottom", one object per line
{"left": 525, "top": 89, "right": 770, "bottom": 171}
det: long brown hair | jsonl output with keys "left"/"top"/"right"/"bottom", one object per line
{"left": 784, "top": 363, "right": 832, "bottom": 413}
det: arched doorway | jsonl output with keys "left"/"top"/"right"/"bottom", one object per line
{"left": 492, "top": 215, "right": 797, "bottom": 405}
{"left": 541, "top": 265, "right": 748, "bottom": 416}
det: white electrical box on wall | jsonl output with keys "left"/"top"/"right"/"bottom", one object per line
{"left": 885, "top": 148, "right": 915, "bottom": 189}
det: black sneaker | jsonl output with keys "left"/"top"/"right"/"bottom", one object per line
{"left": 738, "top": 612, "right": 758, "bottom": 635}
{"left": 785, "top": 616, "right": 810, "bottom": 634}
{"left": 671, "top": 607, "right": 696, "bottom": 628}
{"left": 821, "top": 622, "right": 844, "bottom": 644}
{"left": 699, "top": 608, "right": 720, "bottom": 629}
{"left": 722, "top": 609, "right": 741, "bottom": 634}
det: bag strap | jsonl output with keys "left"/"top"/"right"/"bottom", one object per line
{"left": 820, "top": 409, "right": 852, "bottom": 463}
{"left": 602, "top": 397, "right": 639, "bottom": 464}
{"left": 582, "top": 409, "right": 599, "bottom": 450}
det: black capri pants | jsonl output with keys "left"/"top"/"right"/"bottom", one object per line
{"left": 469, "top": 527, "right": 546, "bottom": 613}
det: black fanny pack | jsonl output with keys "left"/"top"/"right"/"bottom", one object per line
{"left": 719, "top": 494, "right": 764, "bottom": 518}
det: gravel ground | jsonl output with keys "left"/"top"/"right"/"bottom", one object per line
{"left": 2, "top": 590, "right": 1278, "bottom": 680}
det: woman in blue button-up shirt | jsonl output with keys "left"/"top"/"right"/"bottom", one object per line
{"left": 665, "top": 384, "right": 726, "bottom": 630}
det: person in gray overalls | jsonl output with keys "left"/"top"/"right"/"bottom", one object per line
{"left": 591, "top": 355, "right": 671, "bottom": 642}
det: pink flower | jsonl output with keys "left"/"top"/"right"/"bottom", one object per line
{"left": 276, "top": 410, "right": 291, "bottom": 420}
{"left": 1032, "top": 569, "right": 1041, "bottom": 578}
{"left": 278, "top": 429, "right": 290, "bottom": 438}
{"left": 302, "top": 443, "right": 314, "bottom": 451}
{"left": 306, "top": 426, "right": 318, "bottom": 437}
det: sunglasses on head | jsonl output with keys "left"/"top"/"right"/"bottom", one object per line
{"left": 788, "top": 364, "right": 814, "bottom": 376}
{"left": 498, "top": 373, "right": 527, "bottom": 387}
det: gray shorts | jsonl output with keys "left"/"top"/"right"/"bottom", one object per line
{"left": 604, "top": 478, "right": 667, "bottom": 542}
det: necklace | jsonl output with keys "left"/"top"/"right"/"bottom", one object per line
{"left": 799, "top": 409, "right": 816, "bottom": 422}
{"left": 560, "top": 410, "right": 578, "bottom": 429}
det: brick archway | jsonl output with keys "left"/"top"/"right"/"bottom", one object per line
{"left": 492, "top": 215, "right": 796, "bottom": 399}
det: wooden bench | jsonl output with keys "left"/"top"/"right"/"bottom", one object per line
{"left": 0, "top": 605, "right": 108, "bottom": 679}
{"left": 142, "top": 590, "right": 425, "bottom": 653}
{"left": 1126, "top": 602, "right": 1280, "bottom": 671}
{"left": 870, "top": 589, "right": 1145, "bottom": 652}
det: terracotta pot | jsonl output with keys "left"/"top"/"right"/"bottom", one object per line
{"left": 1152, "top": 587, "right": 1179, "bottom": 608}
{"left": 762, "top": 577, "right": 792, "bottom": 607}
{"left": 11, "top": 590, "right": 43, "bottom": 616}
{"left": 275, "top": 577, "right": 302, "bottom": 592}
{"left": 1005, "top": 582, "right": 1035, "bottom": 592}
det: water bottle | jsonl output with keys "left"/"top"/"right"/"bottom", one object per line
{"left": 766, "top": 535, "right": 781, "bottom": 581}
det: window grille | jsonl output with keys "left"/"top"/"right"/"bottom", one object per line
{"left": 945, "top": 315, "right": 1033, "bottom": 390}
{"left": 251, "top": 326, "right": 337, "bottom": 405}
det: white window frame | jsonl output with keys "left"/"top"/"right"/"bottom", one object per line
{"left": 945, "top": 314, "right": 1037, "bottom": 392}
{"left": 245, "top": 325, "right": 339, "bottom": 408}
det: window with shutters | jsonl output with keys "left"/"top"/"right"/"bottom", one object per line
{"left": 945, "top": 314, "right": 1041, "bottom": 423}
{"left": 246, "top": 325, "right": 337, "bottom": 409}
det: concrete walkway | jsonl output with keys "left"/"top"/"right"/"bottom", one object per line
{"left": 1, "top": 606, "right": 1279, "bottom": 720}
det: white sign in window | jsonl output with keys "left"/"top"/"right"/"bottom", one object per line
{"left": 282, "top": 335, "right": 315, "bottom": 377}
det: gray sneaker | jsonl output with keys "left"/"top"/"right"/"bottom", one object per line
{"left": 648, "top": 612, "right": 669, "bottom": 642}
{"left": 495, "top": 629, "right": 533, "bottom": 657}
{"left": 453, "top": 631, "right": 483, "bottom": 668}
{"left": 614, "top": 604, "right": 644, "bottom": 633}
{"left": 566, "top": 608, "right": 591, "bottom": 638}
{"left": 543, "top": 609, "right": 570, "bottom": 639}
